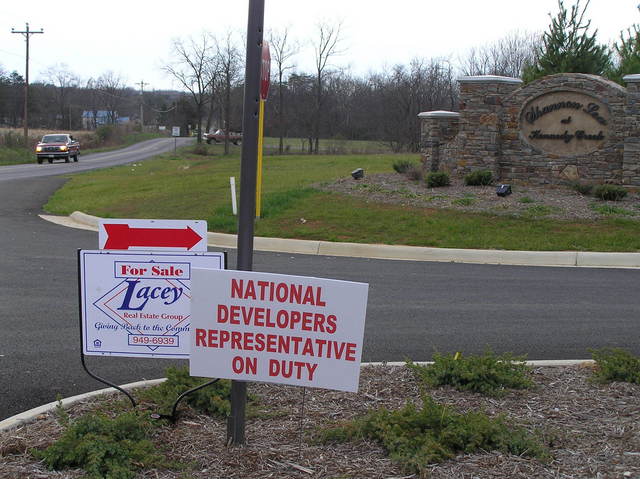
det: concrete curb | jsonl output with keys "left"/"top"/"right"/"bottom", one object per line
{"left": 38, "top": 211, "right": 640, "bottom": 268}
{"left": 0, "top": 379, "right": 165, "bottom": 433}
{"left": 0, "top": 360, "right": 593, "bottom": 433}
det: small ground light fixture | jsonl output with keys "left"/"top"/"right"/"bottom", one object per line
{"left": 351, "top": 168, "right": 364, "bottom": 180}
{"left": 496, "top": 184, "right": 512, "bottom": 197}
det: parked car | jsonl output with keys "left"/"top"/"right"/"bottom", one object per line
{"left": 35, "top": 134, "right": 80, "bottom": 164}
{"left": 203, "top": 129, "right": 242, "bottom": 145}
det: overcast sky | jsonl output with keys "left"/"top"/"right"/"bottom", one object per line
{"left": 1, "top": 0, "right": 639, "bottom": 91}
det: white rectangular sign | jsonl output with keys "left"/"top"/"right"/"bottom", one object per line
{"left": 98, "top": 219, "right": 208, "bottom": 252}
{"left": 189, "top": 269, "right": 369, "bottom": 392}
{"left": 172, "top": 126, "right": 180, "bottom": 137}
{"left": 80, "top": 250, "right": 225, "bottom": 358}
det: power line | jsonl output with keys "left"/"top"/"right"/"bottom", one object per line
{"left": 11, "top": 22, "right": 43, "bottom": 144}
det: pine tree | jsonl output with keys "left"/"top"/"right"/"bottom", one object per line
{"left": 522, "top": 0, "right": 611, "bottom": 83}
{"left": 609, "top": 25, "right": 640, "bottom": 84}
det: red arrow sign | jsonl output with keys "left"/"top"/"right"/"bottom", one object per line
{"left": 103, "top": 224, "right": 203, "bottom": 251}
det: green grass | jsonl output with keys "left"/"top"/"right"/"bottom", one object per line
{"left": 524, "top": 204, "right": 561, "bottom": 217}
{"left": 0, "top": 147, "right": 32, "bottom": 165}
{"left": 590, "top": 203, "right": 635, "bottom": 216}
{"left": 43, "top": 149, "right": 640, "bottom": 252}
{"left": 452, "top": 195, "right": 476, "bottom": 206}
{"left": 44, "top": 152, "right": 405, "bottom": 219}
{"left": 261, "top": 136, "right": 390, "bottom": 155}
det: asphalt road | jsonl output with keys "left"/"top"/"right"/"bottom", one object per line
{"left": 0, "top": 137, "right": 193, "bottom": 182}
{"left": 1, "top": 140, "right": 639, "bottom": 420}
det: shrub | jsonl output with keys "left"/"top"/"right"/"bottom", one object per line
{"left": 590, "top": 348, "right": 640, "bottom": 384}
{"left": 407, "top": 350, "right": 534, "bottom": 396}
{"left": 0, "top": 130, "right": 25, "bottom": 148}
{"left": 569, "top": 181, "right": 593, "bottom": 196}
{"left": 191, "top": 143, "right": 210, "bottom": 156}
{"left": 34, "top": 411, "right": 165, "bottom": 479}
{"left": 392, "top": 159, "right": 415, "bottom": 174}
{"left": 319, "top": 395, "right": 549, "bottom": 474}
{"left": 519, "top": 196, "right": 535, "bottom": 204}
{"left": 406, "top": 165, "right": 423, "bottom": 181}
{"left": 464, "top": 169, "right": 493, "bottom": 186}
{"left": 425, "top": 171, "right": 450, "bottom": 188}
{"left": 95, "top": 125, "right": 117, "bottom": 143}
{"left": 593, "top": 184, "right": 628, "bottom": 201}
{"left": 138, "top": 366, "right": 234, "bottom": 416}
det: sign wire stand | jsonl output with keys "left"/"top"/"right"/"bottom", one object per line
{"left": 77, "top": 250, "right": 137, "bottom": 408}
{"left": 297, "top": 387, "right": 307, "bottom": 462}
{"left": 163, "top": 378, "right": 221, "bottom": 423}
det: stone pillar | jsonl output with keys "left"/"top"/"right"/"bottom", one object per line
{"left": 418, "top": 110, "right": 460, "bottom": 172}
{"left": 623, "top": 74, "right": 640, "bottom": 186}
{"left": 456, "top": 75, "right": 522, "bottom": 177}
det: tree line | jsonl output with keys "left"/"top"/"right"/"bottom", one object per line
{"left": 2, "top": 0, "right": 640, "bottom": 152}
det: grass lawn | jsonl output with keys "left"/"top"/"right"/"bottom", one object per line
{"left": 43, "top": 145, "right": 640, "bottom": 252}
{"left": 0, "top": 147, "right": 32, "bottom": 165}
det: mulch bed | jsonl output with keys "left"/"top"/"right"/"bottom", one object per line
{"left": 1, "top": 364, "right": 640, "bottom": 478}
{"left": 320, "top": 173, "right": 640, "bottom": 221}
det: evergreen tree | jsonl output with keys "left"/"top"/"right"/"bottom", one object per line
{"left": 609, "top": 25, "right": 640, "bottom": 84}
{"left": 522, "top": 0, "right": 611, "bottom": 83}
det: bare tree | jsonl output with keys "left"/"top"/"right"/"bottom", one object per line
{"left": 163, "top": 34, "right": 215, "bottom": 142}
{"left": 460, "top": 31, "right": 542, "bottom": 78}
{"left": 373, "top": 58, "right": 457, "bottom": 152}
{"left": 311, "top": 21, "right": 344, "bottom": 153}
{"left": 215, "top": 31, "right": 243, "bottom": 154}
{"left": 97, "top": 71, "right": 128, "bottom": 125}
{"left": 204, "top": 55, "right": 221, "bottom": 135}
{"left": 44, "top": 63, "right": 78, "bottom": 129}
{"left": 269, "top": 27, "right": 299, "bottom": 153}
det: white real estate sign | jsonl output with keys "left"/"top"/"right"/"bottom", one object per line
{"left": 189, "top": 268, "right": 369, "bottom": 392}
{"left": 80, "top": 250, "right": 225, "bottom": 358}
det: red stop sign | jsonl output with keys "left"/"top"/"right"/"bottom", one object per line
{"left": 260, "top": 42, "right": 271, "bottom": 100}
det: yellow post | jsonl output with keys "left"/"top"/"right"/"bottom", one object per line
{"left": 256, "top": 99, "right": 266, "bottom": 218}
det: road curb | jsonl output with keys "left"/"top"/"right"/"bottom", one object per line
{"left": 38, "top": 211, "right": 640, "bottom": 268}
{"left": 0, "top": 379, "right": 165, "bottom": 433}
{"left": 0, "top": 360, "right": 594, "bottom": 433}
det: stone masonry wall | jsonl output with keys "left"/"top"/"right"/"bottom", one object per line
{"left": 419, "top": 111, "right": 459, "bottom": 172}
{"left": 419, "top": 73, "right": 640, "bottom": 186}
{"left": 623, "top": 76, "right": 640, "bottom": 185}
{"left": 454, "top": 76, "right": 522, "bottom": 179}
{"left": 501, "top": 74, "right": 626, "bottom": 184}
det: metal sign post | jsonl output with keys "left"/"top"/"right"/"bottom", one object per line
{"left": 256, "top": 42, "right": 271, "bottom": 218}
{"left": 228, "top": 0, "right": 265, "bottom": 446}
{"left": 172, "top": 126, "right": 180, "bottom": 153}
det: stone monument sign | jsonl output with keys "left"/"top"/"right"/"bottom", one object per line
{"left": 420, "top": 73, "right": 640, "bottom": 186}
{"left": 521, "top": 91, "right": 609, "bottom": 156}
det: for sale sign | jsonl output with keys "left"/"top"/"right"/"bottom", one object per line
{"left": 189, "top": 269, "right": 368, "bottom": 392}
{"left": 80, "top": 250, "right": 225, "bottom": 358}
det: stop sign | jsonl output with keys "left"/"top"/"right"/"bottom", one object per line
{"left": 260, "top": 42, "right": 271, "bottom": 100}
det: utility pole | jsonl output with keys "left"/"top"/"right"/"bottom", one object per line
{"left": 11, "top": 23, "right": 44, "bottom": 148}
{"left": 137, "top": 80, "right": 148, "bottom": 129}
{"left": 227, "top": 0, "right": 265, "bottom": 446}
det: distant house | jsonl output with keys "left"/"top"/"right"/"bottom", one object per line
{"left": 82, "top": 110, "right": 130, "bottom": 129}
